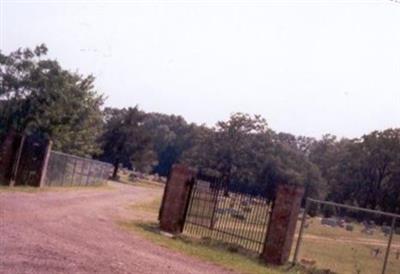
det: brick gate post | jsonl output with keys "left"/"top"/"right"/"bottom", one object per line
{"left": 159, "top": 164, "right": 195, "bottom": 234}
{"left": 261, "top": 184, "right": 305, "bottom": 265}
{"left": 0, "top": 131, "right": 21, "bottom": 185}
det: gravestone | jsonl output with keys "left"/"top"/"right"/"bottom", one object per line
{"left": 321, "top": 218, "right": 337, "bottom": 227}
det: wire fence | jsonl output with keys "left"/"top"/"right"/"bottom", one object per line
{"left": 44, "top": 151, "right": 112, "bottom": 187}
{"left": 292, "top": 198, "right": 400, "bottom": 274}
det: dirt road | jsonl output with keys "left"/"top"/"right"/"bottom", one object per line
{"left": 0, "top": 182, "right": 234, "bottom": 274}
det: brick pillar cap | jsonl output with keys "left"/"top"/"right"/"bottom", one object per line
{"left": 277, "top": 183, "right": 305, "bottom": 195}
{"left": 171, "top": 164, "right": 196, "bottom": 177}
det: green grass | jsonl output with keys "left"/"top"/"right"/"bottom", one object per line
{"left": 292, "top": 218, "right": 400, "bottom": 274}
{"left": 119, "top": 220, "right": 300, "bottom": 274}
{"left": 127, "top": 196, "right": 163, "bottom": 213}
{"left": 114, "top": 181, "right": 400, "bottom": 274}
{"left": 114, "top": 173, "right": 165, "bottom": 189}
{"left": 119, "top": 194, "right": 330, "bottom": 274}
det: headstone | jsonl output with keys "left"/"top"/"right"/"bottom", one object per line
{"left": 382, "top": 226, "right": 391, "bottom": 236}
{"left": 321, "top": 218, "right": 337, "bottom": 227}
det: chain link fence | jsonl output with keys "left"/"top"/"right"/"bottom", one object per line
{"left": 292, "top": 198, "right": 400, "bottom": 274}
{"left": 44, "top": 151, "right": 112, "bottom": 187}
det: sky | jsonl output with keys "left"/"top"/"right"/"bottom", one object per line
{"left": 1, "top": 0, "right": 399, "bottom": 138}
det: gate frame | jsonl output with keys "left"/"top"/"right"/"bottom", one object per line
{"left": 159, "top": 165, "right": 306, "bottom": 266}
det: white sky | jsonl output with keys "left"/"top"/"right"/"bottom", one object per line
{"left": 1, "top": 0, "right": 399, "bottom": 138}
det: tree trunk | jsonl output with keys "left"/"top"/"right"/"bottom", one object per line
{"left": 112, "top": 160, "right": 119, "bottom": 180}
{"left": 223, "top": 174, "right": 230, "bottom": 197}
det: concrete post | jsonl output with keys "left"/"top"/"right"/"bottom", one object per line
{"left": 261, "top": 184, "right": 305, "bottom": 265}
{"left": 159, "top": 164, "right": 195, "bottom": 234}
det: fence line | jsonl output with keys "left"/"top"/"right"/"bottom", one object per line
{"left": 45, "top": 151, "right": 112, "bottom": 187}
{"left": 293, "top": 198, "right": 400, "bottom": 274}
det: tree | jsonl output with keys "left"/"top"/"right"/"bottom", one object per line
{"left": 309, "top": 129, "right": 400, "bottom": 214}
{"left": 183, "top": 113, "right": 271, "bottom": 195}
{"left": 0, "top": 44, "right": 104, "bottom": 156}
{"left": 142, "top": 112, "right": 196, "bottom": 176}
{"left": 183, "top": 113, "right": 325, "bottom": 199}
{"left": 100, "top": 107, "right": 153, "bottom": 179}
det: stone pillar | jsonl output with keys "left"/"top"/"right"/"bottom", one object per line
{"left": 261, "top": 184, "right": 305, "bottom": 265}
{"left": 159, "top": 164, "right": 195, "bottom": 234}
{"left": 0, "top": 131, "right": 21, "bottom": 185}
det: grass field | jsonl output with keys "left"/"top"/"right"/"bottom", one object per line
{"left": 185, "top": 186, "right": 400, "bottom": 273}
{"left": 292, "top": 216, "right": 400, "bottom": 274}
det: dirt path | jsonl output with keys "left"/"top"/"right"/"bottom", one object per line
{"left": 0, "top": 182, "right": 234, "bottom": 274}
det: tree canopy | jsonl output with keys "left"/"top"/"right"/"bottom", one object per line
{"left": 99, "top": 107, "right": 153, "bottom": 178}
{"left": 1, "top": 44, "right": 399, "bottom": 214}
{"left": 0, "top": 44, "right": 104, "bottom": 156}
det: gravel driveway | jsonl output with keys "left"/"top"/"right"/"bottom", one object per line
{"left": 0, "top": 182, "right": 234, "bottom": 274}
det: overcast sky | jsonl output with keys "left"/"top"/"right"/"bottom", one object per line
{"left": 1, "top": 0, "right": 399, "bottom": 138}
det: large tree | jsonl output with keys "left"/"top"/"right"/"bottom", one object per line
{"left": 0, "top": 44, "right": 104, "bottom": 156}
{"left": 100, "top": 107, "right": 154, "bottom": 179}
{"left": 183, "top": 113, "right": 271, "bottom": 195}
{"left": 142, "top": 112, "right": 196, "bottom": 176}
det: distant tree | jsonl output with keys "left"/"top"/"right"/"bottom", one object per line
{"left": 100, "top": 107, "right": 154, "bottom": 179}
{"left": 183, "top": 113, "right": 271, "bottom": 195}
{"left": 0, "top": 44, "right": 104, "bottom": 156}
{"left": 309, "top": 129, "right": 400, "bottom": 214}
{"left": 183, "top": 114, "right": 325, "bottom": 199}
{"left": 142, "top": 112, "right": 196, "bottom": 176}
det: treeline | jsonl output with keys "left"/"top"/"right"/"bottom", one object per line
{"left": 1, "top": 45, "right": 399, "bottom": 214}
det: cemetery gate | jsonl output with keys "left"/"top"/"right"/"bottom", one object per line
{"left": 182, "top": 172, "right": 273, "bottom": 254}
{"left": 159, "top": 164, "right": 305, "bottom": 265}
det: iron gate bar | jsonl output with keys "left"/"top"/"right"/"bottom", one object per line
{"left": 180, "top": 177, "right": 194, "bottom": 233}
{"left": 185, "top": 220, "right": 266, "bottom": 245}
{"left": 184, "top": 176, "right": 272, "bottom": 254}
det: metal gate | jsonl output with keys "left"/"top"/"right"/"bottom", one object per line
{"left": 183, "top": 173, "right": 273, "bottom": 254}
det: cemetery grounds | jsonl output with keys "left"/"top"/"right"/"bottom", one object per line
{"left": 293, "top": 216, "right": 400, "bottom": 274}
{"left": 181, "top": 187, "right": 400, "bottom": 274}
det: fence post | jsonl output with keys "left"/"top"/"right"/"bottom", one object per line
{"left": 292, "top": 198, "right": 310, "bottom": 265}
{"left": 85, "top": 161, "right": 93, "bottom": 185}
{"left": 261, "top": 184, "right": 305, "bottom": 265}
{"left": 382, "top": 217, "right": 396, "bottom": 274}
{"left": 9, "top": 134, "right": 26, "bottom": 186}
{"left": 159, "top": 164, "right": 195, "bottom": 234}
{"left": 38, "top": 140, "right": 52, "bottom": 188}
